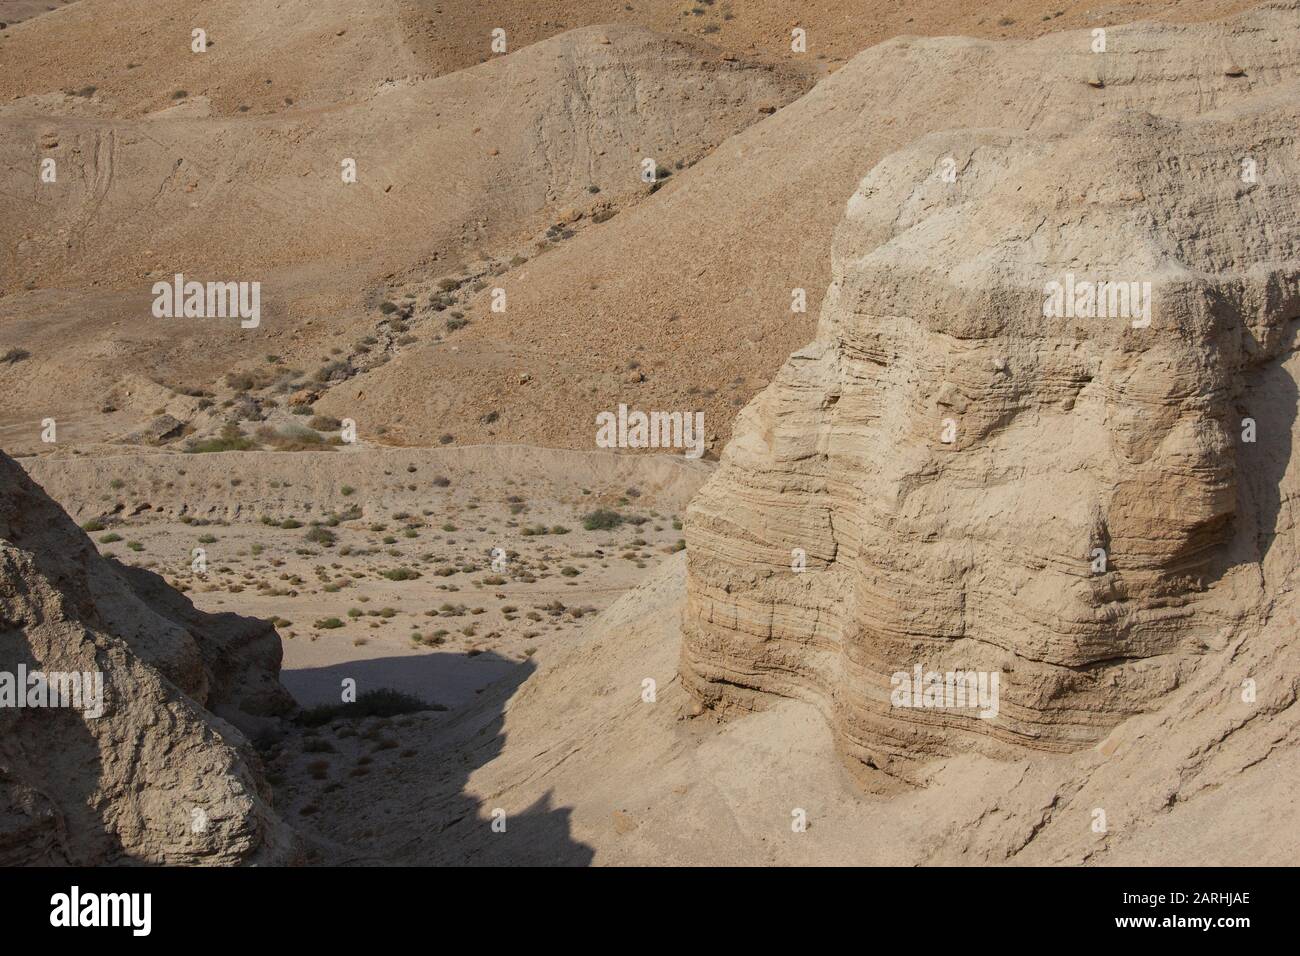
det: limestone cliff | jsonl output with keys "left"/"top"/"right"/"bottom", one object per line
{"left": 682, "top": 50, "right": 1300, "bottom": 786}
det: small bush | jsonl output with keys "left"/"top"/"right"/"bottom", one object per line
{"left": 297, "top": 689, "right": 441, "bottom": 727}
{"left": 313, "top": 361, "right": 349, "bottom": 384}
{"left": 582, "top": 509, "right": 624, "bottom": 531}
{"left": 382, "top": 567, "right": 420, "bottom": 581}
{"left": 305, "top": 526, "right": 337, "bottom": 547}
{"left": 187, "top": 423, "right": 256, "bottom": 453}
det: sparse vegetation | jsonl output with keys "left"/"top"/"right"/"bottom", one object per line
{"left": 298, "top": 689, "right": 443, "bottom": 727}
{"left": 187, "top": 423, "right": 256, "bottom": 454}
{"left": 305, "top": 526, "right": 337, "bottom": 547}
{"left": 582, "top": 509, "right": 624, "bottom": 531}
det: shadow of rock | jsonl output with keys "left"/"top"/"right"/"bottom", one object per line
{"left": 283, "top": 651, "right": 594, "bottom": 866}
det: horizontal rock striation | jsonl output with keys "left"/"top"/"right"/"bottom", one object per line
{"left": 682, "top": 46, "right": 1300, "bottom": 785}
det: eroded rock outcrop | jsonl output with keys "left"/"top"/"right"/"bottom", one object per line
{"left": 682, "top": 62, "right": 1300, "bottom": 786}
{"left": 0, "top": 451, "right": 295, "bottom": 864}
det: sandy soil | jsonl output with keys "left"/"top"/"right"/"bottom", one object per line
{"left": 20, "top": 445, "right": 710, "bottom": 709}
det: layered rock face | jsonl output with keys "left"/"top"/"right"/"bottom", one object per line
{"left": 682, "top": 67, "right": 1300, "bottom": 785}
{"left": 0, "top": 452, "right": 295, "bottom": 864}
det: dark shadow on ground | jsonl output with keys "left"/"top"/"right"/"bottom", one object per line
{"left": 280, "top": 652, "right": 594, "bottom": 866}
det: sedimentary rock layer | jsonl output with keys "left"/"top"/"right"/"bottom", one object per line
{"left": 682, "top": 26, "right": 1300, "bottom": 784}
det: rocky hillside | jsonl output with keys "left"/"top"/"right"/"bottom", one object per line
{"left": 320, "top": 2, "right": 1300, "bottom": 451}
{"left": 0, "top": 451, "right": 294, "bottom": 864}
{"left": 681, "top": 18, "right": 1300, "bottom": 787}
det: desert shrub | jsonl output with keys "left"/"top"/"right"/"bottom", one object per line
{"left": 582, "top": 509, "right": 624, "bottom": 531}
{"left": 305, "top": 526, "right": 337, "bottom": 547}
{"left": 98, "top": 533, "right": 122, "bottom": 544}
{"left": 314, "top": 617, "right": 345, "bottom": 629}
{"left": 187, "top": 423, "right": 256, "bottom": 453}
{"left": 382, "top": 567, "right": 420, "bottom": 581}
{"left": 297, "top": 688, "right": 442, "bottom": 726}
{"left": 313, "top": 361, "right": 349, "bottom": 383}
{"left": 257, "top": 424, "right": 333, "bottom": 451}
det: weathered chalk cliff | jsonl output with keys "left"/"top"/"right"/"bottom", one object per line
{"left": 0, "top": 452, "right": 295, "bottom": 864}
{"left": 682, "top": 32, "right": 1300, "bottom": 786}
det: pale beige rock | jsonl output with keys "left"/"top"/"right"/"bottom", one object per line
{"left": 682, "top": 72, "right": 1300, "bottom": 786}
{"left": 0, "top": 452, "right": 295, "bottom": 864}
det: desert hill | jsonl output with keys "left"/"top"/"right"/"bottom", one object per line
{"left": 0, "top": 0, "right": 1278, "bottom": 457}
{"left": 314, "top": 2, "right": 1300, "bottom": 450}
{"left": 1, "top": 0, "right": 1262, "bottom": 115}
{"left": 0, "top": 22, "right": 808, "bottom": 451}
